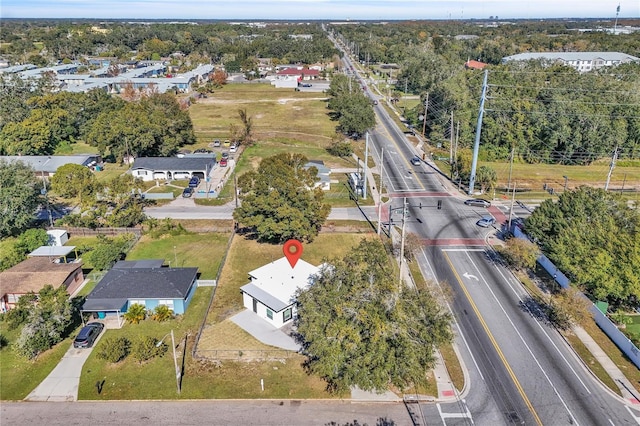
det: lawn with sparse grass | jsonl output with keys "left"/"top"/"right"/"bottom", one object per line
{"left": 126, "top": 233, "right": 231, "bottom": 279}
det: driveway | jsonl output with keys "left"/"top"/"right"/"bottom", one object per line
{"left": 25, "top": 334, "right": 103, "bottom": 402}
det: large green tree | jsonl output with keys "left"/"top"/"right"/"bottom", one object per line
{"left": 295, "top": 239, "right": 452, "bottom": 393}
{"left": 526, "top": 187, "right": 640, "bottom": 308}
{"left": 327, "top": 74, "right": 376, "bottom": 138}
{"left": 233, "top": 153, "right": 330, "bottom": 243}
{"left": 50, "top": 163, "right": 100, "bottom": 206}
{"left": 0, "top": 160, "right": 40, "bottom": 238}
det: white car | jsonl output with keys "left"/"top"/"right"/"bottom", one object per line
{"left": 476, "top": 215, "right": 496, "bottom": 228}
{"left": 229, "top": 144, "right": 237, "bottom": 153}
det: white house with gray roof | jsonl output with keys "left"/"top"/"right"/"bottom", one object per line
{"left": 501, "top": 51, "right": 640, "bottom": 73}
{"left": 130, "top": 156, "right": 216, "bottom": 181}
{"left": 240, "top": 257, "right": 320, "bottom": 328}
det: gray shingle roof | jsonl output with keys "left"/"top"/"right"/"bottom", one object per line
{"left": 84, "top": 267, "right": 198, "bottom": 305}
{"left": 113, "top": 259, "right": 164, "bottom": 269}
{"left": 131, "top": 157, "right": 215, "bottom": 172}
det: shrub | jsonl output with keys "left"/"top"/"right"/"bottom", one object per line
{"left": 123, "top": 303, "right": 146, "bottom": 324}
{"left": 327, "top": 140, "right": 353, "bottom": 157}
{"left": 152, "top": 305, "right": 174, "bottom": 322}
{"left": 96, "top": 336, "right": 130, "bottom": 363}
{"left": 0, "top": 333, "right": 8, "bottom": 349}
{"left": 131, "top": 336, "right": 167, "bottom": 363}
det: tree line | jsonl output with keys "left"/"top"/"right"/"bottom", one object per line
{"left": 0, "top": 79, "right": 195, "bottom": 161}
{"left": 331, "top": 20, "right": 640, "bottom": 164}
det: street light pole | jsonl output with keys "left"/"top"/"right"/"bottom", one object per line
{"left": 157, "top": 330, "right": 181, "bottom": 394}
{"left": 563, "top": 176, "right": 568, "bottom": 192}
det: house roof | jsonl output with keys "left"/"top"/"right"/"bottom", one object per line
{"left": 83, "top": 266, "right": 198, "bottom": 311}
{"left": 113, "top": 259, "right": 164, "bottom": 269}
{"left": 0, "top": 257, "right": 83, "bottom": 296}
{"left": 465, "top": 60, "right": 488, "bottom": 70}
{"left": 29, "top": 245, "right": 76, "bottom": 257}
{"left": 240, "top": 257, "right": 319, "bottom": 312}
{"left": 276, "top": 68, "right": 320, "bottom": 76}
{"left": 131, "top": 157, "right": 215, "bottom": 172}
{"left": 0, "top": 155, "right": 100, "bottom": 173}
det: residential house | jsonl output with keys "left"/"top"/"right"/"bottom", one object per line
{"left": 130, "top": 156, "right": 216, "bottom": 182}
{"left": 81, "top": 259, "right": 199, "bottom": 324}
{"left": 240, "top": 257, "right": 321, "bottom": 328}
{"left": 465, "top": 59, "right": 488, "bottom": 70}
{"left": 0, "top": 155, "right": 102, "bottom": 178}
{"left": 304, "top": 160, "right": 331, "bottom": 191}
{"left": 0, "top": 257, "right": 84, "bottom": 311}
{"left": 501, "top": 51, "right": 640, "bottom": 73}
{"left": 276, "top": 67, "right": 320, "bottom": 81}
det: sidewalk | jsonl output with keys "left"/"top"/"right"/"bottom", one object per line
{"left": 572, "top": 326, "right": 640, "bottom": 406}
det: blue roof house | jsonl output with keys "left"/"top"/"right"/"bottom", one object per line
{"left": 82, "top": 259, "right": 198, "bottom": 326}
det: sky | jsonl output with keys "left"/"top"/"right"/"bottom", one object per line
{"left": 1, "top": 0, "right": 638, "bottom": 21}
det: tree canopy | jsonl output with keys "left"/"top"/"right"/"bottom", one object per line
{"left": 327, "top": 74, "right": 376, "bottom": 138}
{"left": 233, "top": 153, "right": 330, "bottom": 243}
{"left": 525, "top": 187, "right": 640, "bottom": 308}
{"left": 0, "top": 159, "right": 40, "bottom": 238}
{"left": 295, "top": 239, "right": 452, "bottom": 393}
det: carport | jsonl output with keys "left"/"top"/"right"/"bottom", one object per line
{"left": 80, "top": 298, "right": 126, "bottom": 328}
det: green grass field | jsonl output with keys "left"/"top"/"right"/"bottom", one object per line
{"left": 126, "top": 233, "right": 231, "bottom": 280}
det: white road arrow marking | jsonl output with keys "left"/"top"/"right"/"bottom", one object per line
{"left": 463, "top": 272, "right": 479, "bottom": 281}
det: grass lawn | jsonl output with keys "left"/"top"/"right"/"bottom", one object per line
{"left": 0, "top": 325, "right": 75, "bottom": 400}
{"left": 626, "top": 315, "right": 640, "bottom": 339}
{"left": 54, "top": 141, "right": 99, "bottom": 155}
{"left": 126, "top": 233, "right": 231, "bottom": 279}
{"left": 93, "top": 163, "right": 128, "bottom": 183}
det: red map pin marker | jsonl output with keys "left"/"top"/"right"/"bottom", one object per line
{"left": 283, "top": 239, "right": 303, "bottom": 268}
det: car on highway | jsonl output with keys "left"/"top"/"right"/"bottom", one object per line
{"left": 464, "top": 199, "right": 491, "bottom": 208}
{"left": 300, "top": 83, "right": 312, "bottom": 87}
{"left": 182, "top": 187, "right": 194, "bottom": 198}
{"left": 410, "top": 156, "right": 422, "bottom": 166}
{"left": 476, "top": 215, "right": 496, "bottom": 228}
{"left": 73, "top": 322, "right": 104, "bottom": 348}
{"left": 219, "top": 157, "right": 228, "bottom": 167}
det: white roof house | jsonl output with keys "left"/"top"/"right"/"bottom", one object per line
{"left": 240, "top": 257, "right": 320, "bottom": 328}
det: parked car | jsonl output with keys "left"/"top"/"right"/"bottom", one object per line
{"left": 476, "top": 215, "right": 496, "bottom": 228}
{"left": 73, "top": 322, "right": 104, "bottom": 349}
{"left": 410, "top": 156, "right": 422, "bottom": 166}
{"left": 229, "top": 144, "right": 237, "bottom": 153}
{"left": 223, "top": 140, "right": 231, "bottom": 147}
{"left": 219, "top": 157, "right": 228, "bottom": 167}
{"left": 464, "top": 199, "right": 491, "bottom": 208}
{"left": 221, "top": 152, "right": 229, "bottom": 159}
{"left": 182, "top": 187, "right": 194, "bottom": 198}
{"left": 300, "top": 83, "right": 312, "bottom": 87}
{"left": 188, "top": 177, "right": 200, "bottom": 188}
{"left": 213, "top": 139, "right": 221, "bottom": 147}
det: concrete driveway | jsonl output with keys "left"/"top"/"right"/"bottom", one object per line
{"left": 25, "top": 334, "right": 103, "bottom": 402}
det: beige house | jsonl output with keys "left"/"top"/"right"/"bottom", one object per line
{"left": 0, "top": 257, "right": 84, "bottom": 311}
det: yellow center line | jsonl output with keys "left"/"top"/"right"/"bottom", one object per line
{"left": 374, "top": 119, "right": 426, "bottom": 191}
{"left": 443, "top": 252, "right": 543, "bottom": 426}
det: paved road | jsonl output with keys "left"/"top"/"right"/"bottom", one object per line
{"left": 1, "top": 400, "right": 412, "bottom": 425}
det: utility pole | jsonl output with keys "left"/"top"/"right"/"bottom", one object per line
{"left": 377, "top": 148, "right": 385, "bottom": 236}
{"left": 421, "top": 93, "right": 429, "bottom": 137}
{"left": 507, "top": 146, "right": 515, "bottom": 192}
{"left": 449, "top": 110, "right": 454, "bottom": 178}
{"left": 508, "top": 182, "right": 516, "bottom": 233}
{"left": 604, "top": 146, "right": 618, "bottom": 191}
{"left": 399, "top": 197, "right": 407, "bottom": 288}
{"left": 614, "top": 4, "right": 621, "bottom": 35}
{"left": 363, "top": 132, "right": 369, "bottom": 200}
{"left": 469, "top": 69, "right": 489, "bottom": 195}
